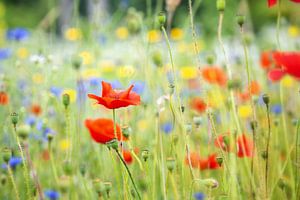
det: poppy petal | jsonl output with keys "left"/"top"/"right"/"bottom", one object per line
{"left": 268, "top": 0, "right": 277, "bottom": 7}
{"left": 268, "top": 69, "right": 286, "bottom": 82}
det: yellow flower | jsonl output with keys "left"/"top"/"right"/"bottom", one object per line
{"left": 138, "top": 120, "right": 148, "bottom": 132}
{"left": 180, "top": 66, "right": 197, "bottom": 80}
{"left": 82, "top": 68, "right": 101, "bottom": 79}
{"left": 288, "top": 25, "right": 299, "bottom": 38}
{"left": 63, "top": 89, "right": 77, "bottom": 103}
{"left": 147, "top": 30, "right": 161, "bottom": 43}
{"left": 99, "top": 61, "right": 115, "bottom": 73}
{"left": 32, "top": 73, "right": 44, "bottom": 84}
{"left": 79, "top": 51, "right": 93, "bottom": 65}
{"left": 170, "top": 28, "right": 184, "bottom": 41}
{"left": 281, "top": 76, "right": 294, "bottom": 88}
{"left": 115, "top": 27, "right": 129, "bottom": 40}
{"left": 59, "top": 139, "right": 70, "bottom": 151}
{"left": 207, "top": 90, "right": 224, "bottom": 109}
{"left": 64, "top": 27, "right": 82, "bottom": 41}
{"left": 17, "top": 47, "right": 29, "bottom": 59}
{"left": 238, "top": 105, "right": 252, "bottom": 118}
{"left": 117, "top": 65, "right": 136, "bottom": 78}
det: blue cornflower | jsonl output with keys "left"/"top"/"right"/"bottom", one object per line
{"left": 25, "top": 115, "right": 36, "bottom": 127}
{"left": 44, "top": 190, "right": 60, "bottom": 200}
{"left": 110, "top": 80, "right": 122, "bottom": 89}
{"left": 6, "top": 28, "right": 29, "bottom": 41}
{"left": 1, "top": 157, "right": 22, "bottom": 170}
{"left": 50, "top": 87, "right": 62, "bottom": 97}
{"left": 0, "top": 48, "right": 11, "bottom": 60}
{"left": 271, "top": 104, "right": 282, "bottom": 115}
{"left": 131, "top": 81, "right": 145, "bottom": 94}
{"left": 161, "top": 122, "right": 173, "bottom": 134}
{"left": 193, "top": 192, "right": 205, "bottom": 200}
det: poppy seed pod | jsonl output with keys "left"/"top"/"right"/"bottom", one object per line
{"left": 262, "top": 94, "right": 270, "bottom": 105}
{"left": 2, "top": 147, "right": 12, "bottom": 163}
{"left": 261, "top": 150, "right": 267, "bottom": 160}
{"left": 200, "top": 178, "right": 219, "bottom": 189}
{"left": 206, "top": 54, "right": 215, "bottom": 65}
{"left": 121, "top": 126, "right": 131, "bottom": 138}
{"left": 62, "top": 93, "right": 70, "bottom": 109}
{"left": 216, "top": 0, "right": 226, "bottom": 12}
{"left": 63, "top": 161, "right": 73, "bottom": 175}
{"left": 103, "top": 181, "right": 112, "bottom": 196}
{"left": 166, "top": 157, "right": 176, "bottom": 172}
{"left": 141, "top": 149, "right": 149, "bottom": 162}
{"left": 193, "top": 116, "right": 202, "bottom": 127}
{"left": 157, "top": 12, "right": 166, "bottom": 27}
{"left": 93, "top": 179, "right": 106, "bottom": 195}
{"left": 106, "top": 139, "right": 119, "bottom": 150}
{"left": 250, "top": 120, "right": 257, "bottom": 131}
{"left": 47, "top": 133, "right": 54, "bottom": 143}
{"left": 216, "top": 157, "right": 223, "bottom": 166}
{"left": 236, "top": 14, "right": 245, "bottom": 27}
{"left": 72, "top": 56, "right": 82, "bottom": 70}
{"left": 17, "top": 124, "right": 30, "bottom": 140}
{"left": 11, "top": 112, "right": 19, "bottom": 126}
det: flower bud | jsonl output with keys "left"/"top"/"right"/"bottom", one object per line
{"left": 141, "top": 149, "right": 149, "bottom": 162}
{"left": 0, "top": 174, "right": 7, "bottom": 185}
{"left": 206, "top": 54, "right": 215, "bottom": 65}
{"left": 261, "top": 151, "right": 267, "bottom": 160}
{"left": 103, "top": 181, "right": 112, "bottom": 196}
{"left": 63, "top": 161, "right": 73, "bottom": 175}
{"left": 2, "top": 147, "right": 12, "bottom": 163}
{"left": 236, "top": 14, "right": 245, "bottom": 27}
{"left": 166, "top": 157, "right": 176, "bottom": 172}
{"left": 121, "top": 125, "right": 131, "bottom": 138}
{"left": 62, "top": 94, "right": 70, "bottom": 109}
{"left": 72, "top": 56, "right": 82, "bottom": 70}
{"left": 17, "top": 124, "right": 30, "bottom": 140}
{"left": 200, "top": 178, "right": 219, "bottom": 189}
{"left": 152, "top": 51, "right": 163, "bottom": 67}
{"left": 216, "top": 157, "right": 223, "bottom": 166}
{"left": 216, "top": 0, "right": 226, "bottom": 12}
{"left": 106, "top": 139, "right": 119, "bottom": 150}
{"left": 47, "top": 133, "right": 54, "bottom": 143}
{"left": 193, "top": 116, "right": 202, "bottom": 127}
{"left": 250, "top": 120, "right": 257, "bottom": 131}
{"left": 11, "top": 112, "right": 19, "bottom": 126}
{"left": 93, "top": 179, "right": 106, "bottom": 195}
{"left": 157, "top": 12, "right": 166, "bottom": 27}
{"left": 262, "top": 94, "right": 270, "bottom": 106}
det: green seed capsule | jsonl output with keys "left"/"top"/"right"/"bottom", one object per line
{"left": 2, "top": 147, "right": 12, "bottom": 163}
{"left": 157, "top": 12, "right": 166, "bottom": 27}
{"left": 216, "top": 0, "right": 226, "bottom": 12}
{"left": 166, "top": 157, "right": 176, "bottom": 172}
{"left": 11, "top": 112, "right": 19, "bottom": 126}
{"left": 62, "top": 93, "right": 70, "bottom": 109}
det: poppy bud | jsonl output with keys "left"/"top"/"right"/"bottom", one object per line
{"left": 200, "top": 178, "right": 219, "bottom": 189}
{"left": 216, "top": 157, "right": 223, "bottom": 166}
{"left": 63, "top": 161, "right": 73, "bottom": 175}
{"left": 47, "top": 133, "right": 54, "bottom": 143}
{"left": 62, "top": 94, "right": 70, "bottom": 109}
{"left": 223, "top": 135, "right": 230, "bottom": 147}
{"left": 152, "top": 51, "right": 163, "bottom": 67}
{"left": 193, "top": 116, "right": 202, "bottom": 127}
{"left": 103, "top": 181, "right": 112, "bottom": 197}
{"left": 0, "top": 174, "right": 7, "bottom": 185}
{"left": 216, "top": 0, "right": 226, "bottom": 12}
{"left": 122, "top": 126, "right": 131, "bottom": 138}
{"left": 166, "top": 157, "right": 176, "bottom": 172}
{"left": 261, "top": 151, "right": 267, "bottom": 160}
{"left": 72, "top": 56, "right": 82, "bottom": 70}
{"left": 250, "top": 120, "right": 257, "bottom": 131}
{"left": 236, "top": 14, "right": 245, "bottom": 28}
{"left": 106, "top": 139, "right": 119, "bottom": 150}
{"left": 11, "top": 112, "right": 19, "bottom": 126}
{"left": 157, "top": 12, "right": 166, "bottom": 27}
{"left": 2, "top": 147, "right": 12, "bottom": 163}
{"left": 206, "top": 54, "right": 215, "bottom": 65}
{"left": 141, "top": 149, "right": 149, "bottom": 162}
{"left": 17, "top": 124, "right": 30, "bottom": 140}
{"left": 262, "top": 94, "right": 270, "bottom": 106}
{"left": 180, "top": 105, "right": 185, "bottom": 113}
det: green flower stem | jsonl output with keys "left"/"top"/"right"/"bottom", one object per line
{"left": 115, "top": 149, "right": 141, "bottom": 200}
{"left": 48, "top": 142, "right": 59, "bottom": 183}
{"left": 265, "top": 103, "right": 271, "bottom": 199}
{"left": 7, "top": 165, "right": 20, "bottom": 200}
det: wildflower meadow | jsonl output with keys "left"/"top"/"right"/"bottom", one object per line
{"left": 0, "top": 0, "right": 300, "bottom": 199}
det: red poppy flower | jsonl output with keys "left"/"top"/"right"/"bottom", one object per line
{"left": 202, "top": 66, "right": 227, "bottom": 86}
{"left": 272, "top": 52, "right": 300, "bottom": 79}
{"left": 185, "top": 151, "right": 201, "bottom": 168}
{"left": 248, "top": 81, "right": 261, "bottom": 95}
{"left": 88, "top": 81, "right": 141, "bottom": 109}
{"left": 190, "top": 97, "right": 207, "bottom": 114}
{"left": 268, "top": 0, "right": 300, "bottom": 7}
{"left": 237, "top": 134, "right": 253, "bottom": 158}
{"left": 122, "top": 150, "right": 133, "bottom": 164}
{"left": 260, "top": 51, "right": 273, "bottom": 70}
{"left": 199, "top": 154, "right": 220, "bottom": 170}
{"left": 85, "top": 118, "right": 128, "bottom": 144}
{"left": 268, "top": 69, "right": 285, "bottom": 82}
{"left": 30, "top": 104, "right": 42, "bottom": 116}
{"left": 238, "top": 91, "right": 251, "bottom": 103}
{"left": 0, "top": 91, "right": 9, "bottom": 105}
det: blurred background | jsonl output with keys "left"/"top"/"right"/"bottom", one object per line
{"left": 1, "top": 0, "right": 300, "bottom": 39}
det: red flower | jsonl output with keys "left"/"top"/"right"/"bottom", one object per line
{"left": 122, "top": 150, "right": 133, "bottom": 164}
{"left": 199, "top": 154, "right": 220, "bottom": 170}
{"left": 85, "top": 118, "right": 128, "bottom": 144}
{"left": 269, "top": 0, "right": 300, "bottom": 7}
{"left": 190, "top": 97, "right": 207, "bottom": 114}
{"left": 88, "top": 81, "right": 141, "bottom": 109}
{"left": 0, "top": 91, "right": 9, "bottom": 105}
{"left": 30, "top": 104, "right": 42, "bottom": 116}
{"left": 237, "top": 134, "right": 253, "bottom": 158}
{"left": 202, "top": 66, "right": 227, "bottom": 86}
{"left": 260, "top": 51, "right": 273, "bottom": 70}
{"left": 272, "top": 52, "right": 300, "bottom": 79}
{"left": 185, "top": 152, "right": 220, "bottom": 170}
